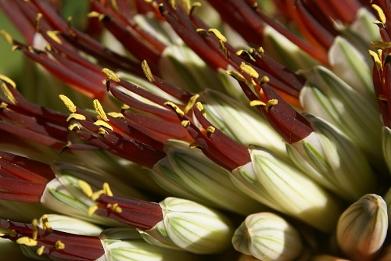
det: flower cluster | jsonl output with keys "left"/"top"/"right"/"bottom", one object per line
{"left": 0, "top": 0, "right": 390, "bottom": 260}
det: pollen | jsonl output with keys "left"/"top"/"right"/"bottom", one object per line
{"left": 93, "top": 99, "right": 109, "bottom": 121}
{"left": 78, "top": 180, "right": 94, "bottom": 198}
{"left": 55, "top": 240, "right": 65, "bottom": 250}
{"left": 102, "top": 68, "right": 121, "bottom": 82}
{"left": 141, "top": 60, "right": 155, "bottom": 82}
{"left": 47, "top": 31, "right": 62, "bottom": 45}
{"left": 240, "top": 62, "right": 259, "bottom": 79}
{"left": 372, "top": 4, "right": 386, "bottom": 25}
{"left": 59, "top": 94, "right": 77, "bottom": 113}
{"left": 184, "top": 94, "right": 200, "bottom": 113}
{"left": 16, "top": 237, "right": 38, "bottom": 247}
{"left": 0, "top": 83, "right": 16, "bottom": 104}
{"left": 0, "top": 74, "right": 16, "bottom": 88}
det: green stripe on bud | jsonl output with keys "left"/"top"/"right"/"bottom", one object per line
{"left": 153, "top": 141, "right": 263, "bottom": 215}
{"left": 233, "top": 149, "right": 342, "bottom": 232}
{"left": 337, "top": 194, "right": 388, "bottom": 259}
{"left": 140, "top": 197, "right": 233, "bottom": 254}
{"left": 200, "top": 90, "right": 286, "bottom": 158}
{"left": 101, "top": 228, "right": 198, "bottom": 261}
{"left": 301, "top": 66, "right": 381, "bottom": 160}
{"left": 328, "top": 37, "right": 373, "bottom": 96}
{"left": 232, "top": 212, "right": 303, "bottom": 261}
{"left": 287, "top": 115, "right": 376, "bottom": 201}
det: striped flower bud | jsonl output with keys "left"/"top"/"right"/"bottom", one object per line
{"left": 153, "top": 140, "right": 264, "bottom": 215}
{"left": 232, "top": 212, "right": 303, "bottom": 261}
{"left": 232, "top": 148, "right": 342, "bottom": 232}
{"left": 139, "top": 197, "right": 232, "bottom": 254}
{"left": 287, "top": 115, "right": 376, "bottom": 201}
{"left": 336, "top": 194, "right": 388, "bottom": 259}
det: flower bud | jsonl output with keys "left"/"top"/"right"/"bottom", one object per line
{"left": 101, "top": 228, "right": 198, "bottom": 261}
{"left": 153, "top": 140, "right": 264, "bottom": 215}
{"left": 139, "top": 197, "right": 232, "bottom": 254}
{"left": 337, "top": 194, "right": 388, "bottom": 259}
{"left": 287, "top": 115, "right": 377, "bottom": 201}
{"left": 200, "top": 89, "right": 286, "bottom": 158}
{"left": 39, "top": 214, "right": 103, "bottom": 236}
{"left": 232, "top": 148, "right": 342, "bottom": 232}
{"left": 232, "top": 212, "right": 303, "bottom": 261}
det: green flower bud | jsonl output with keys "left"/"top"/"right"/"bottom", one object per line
{"left": 233, "top": 148, "right": 342, "bottom": 232}
{"left": 347, "top": 8, "right": 380, "bottom": 44}
{"left": 337, "top": 194, "right": 388, "bottom": 259}
{"left": 39, "top": 214, "right": 103, "bottom": 236}
{"left": 101, "top": 228, "right": 198, "bottom": 261}
{"left": 200, "top": 89, "right": 286, "bottom": 158}
{"left": 287, "top": 115, "right": 377, "bottom": 201}
{"left": 301, "top": 66, "right": 381, "bottom": 160}
{"left": 232, "top": 212, "right": 303, "bottom": 261}
{"left": 139, "top": 197, "right": 232, "bottom": 254}
{"left": 153, "top": 140, "right": 264, "bottom": 215}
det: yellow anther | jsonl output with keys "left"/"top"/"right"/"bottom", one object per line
{"left": 249, "top": 100, "right": 266, "bottom": 107}
{"left": 184, "top": 94, "right": 200, "bottom": 113}
{"left": 36, "top": 246, "right": 45, "bottom": 256}
{"left": 164, "top": 101, "right": 185, "bottom": 116}
{"left": 103, "top": 182, "right": 114, "bottom": 197}
{"left": 141, "top": 60, "right": 155, "bottom": 82}
{"left": 32, "top": 219, "right": 38, "bottom": 240}
{"left": 181, "top": 120, "right": 190, "bottom": 127}
{"left": 227, "top": 70, "right": 246, "bottom": 82}
{"left": 94, "top": 120, "right": 113, "bottom": 131}
{"left": 236, "top": 49, "right": 245, "bottom": 56}
{"left": 260, "top": 75, "right": 270, "bottom": 84}
{"left": 35, "top": 13, "right": 42, "bottom": 29}
{"left": 265, "top": 99, "right": 278, "bottom": 111}
{"left": 208, "top": 28, "right": 227, "bottom": 43}
{"left": 40, "top": 215, "right": 51, "bottom": 231}
{"left": 93, "top": 99, "right": 109, "bottom": 121}
{"left": 369, "top": 49, "right": 383, "bottom": 68}
{"left": 240, "top": 62, "right": 259, "bottom": 79}
{"left": 372, "top": 4, "right": 386, "bottom": 25}
{"left": 78, "top": 180, "right": 93, "bottom": 198}
{"left": 0, "top": 102, "right": 8, "bottom": 109}
{"left": 0, "top": 30, "right": 13, "bottom": 44}
{"left": 257, "top": 47, "right": 264, "bottom": 54}
{"left": 121, "top": 104, "right": 130, "bottom": 110}
{"left": 107, "top": 112, "right": 124, "bottom": 118}
{"left": 68, "top": 122, "right": 82, "bottom": 131}
{"left": 66, "top": 113, "right": 86, "bottom": 122}
{"left": 55, "top": 240, "right": 65, "bottom": 250}
{"left": 190, "top": 2, "right": 202, "bottom": 14}
{"left": 0, "top": 74, "right": 16, "bottom": 88}
{"left": 98, "top": 127, "right": 108, "bottom": 135}
{"left": 16, "top": 237, "right": 38, "bottom": 247}
{"left": 0, "top": 83, "right": 16, "bottom": 104}
{"left": 206, "top": 126, "right": 216, "bottom": 135}
{"left": 102, "top": 68, "right": 120, "bottom": 82}
{"left": 88, "top": 205, "right": 98, "bottom": 216}
{"left": 189, "top": 142, "right": 201, "bottom": 149}
{"left": 196, "top": 28, "right": 206, "bottom": 33}
{"left": 107, "top": 203, "right": 122, "bottom": 213}
{"left": 59, "top": 95, "right": 77, "bottom": 113}
{"left": 195, "top": 101, "right": 204, "bottom": 112}
{"left": 47, "top": 31, "right": 62, "bottom": 44}
{"left": 91, "top": 190, "right": 105, "bottom": 201}
{"left": 88, "top": 11, "right": 104, "bottom": 20}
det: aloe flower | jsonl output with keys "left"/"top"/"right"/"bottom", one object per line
{"left": 2, "top": 0, "right": 391, "bottom": 259}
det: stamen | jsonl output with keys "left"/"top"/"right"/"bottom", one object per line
{"left": 208, "top": 28, "right": 227, "bottom": 43}
{"left": 0, "top": 74, "right": 16, "bottom": 88}
{"left": 181, "top": 120, "right": 190, "bottom": 127}
{"left": 103, "top": 183, "right": 114, "bottom": 197}
{"left": 0, "top": 30, "right": 13, "bottom": 45}
{"left": 88, "top": 11, "right": 104, "bottom": 20}
{"left": 55, "top": 240, "right": 65, "bottom": 250}
{"left": 93, "top": 99, "right": 108, "bottom": 121}
{"left": 16, "top": 237, "right": 38, "bottom": 247}
{"left": 0, "top": 83, "right": 16, "bottom": 104}
{"left": 240, "top": 62, "right": 259, "bottom": 79}
{"left": 88, "top": 205, "right": 98, "bottom": 216}
{"left": 94, "top": 120, "right": 113, "bottom": 130}
{"left": 141, "top": 60, "right": 154, "bottom": 82}
{"left": 46, "top": 31, "right": 62, "bottom": 44}
{"left": 68, "top": 122, "right": 82, "bottom": 131}
{"left": 59, "top": 94, "right": 77, "bottom": 113}
{"left": 206, "top": 126, "right": 216, "bottom": 136}
{"left": 184, "top": 94, "right": 200, "bottom": 113}
{"left": 78, "top": 180, "right": 93, "bottom": 198}
{"left": 372, "top": 4, "right": 386, "bottom": 25}
{"left": 369, "top": 49, "right": 383, "bottom": 69}
{"left": 36, "top": 246, "right": 45, "bottom": 256}
{"left": 102, "top": 68, "right": 120, "bottom": 82}
{"left": 66, "top": 113, "right": 86, "bottom": 122}
{"left": 107, "top": 112, "right": 124, "bottom": 118}
{"left": 32, "top": 219, "right": 38, "bottom": 240}
{"left": 164, "top": 101, "right": 185, "bottom": 116}
{"left": 107, "top": 203, "right": 122, "bottom": 213}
